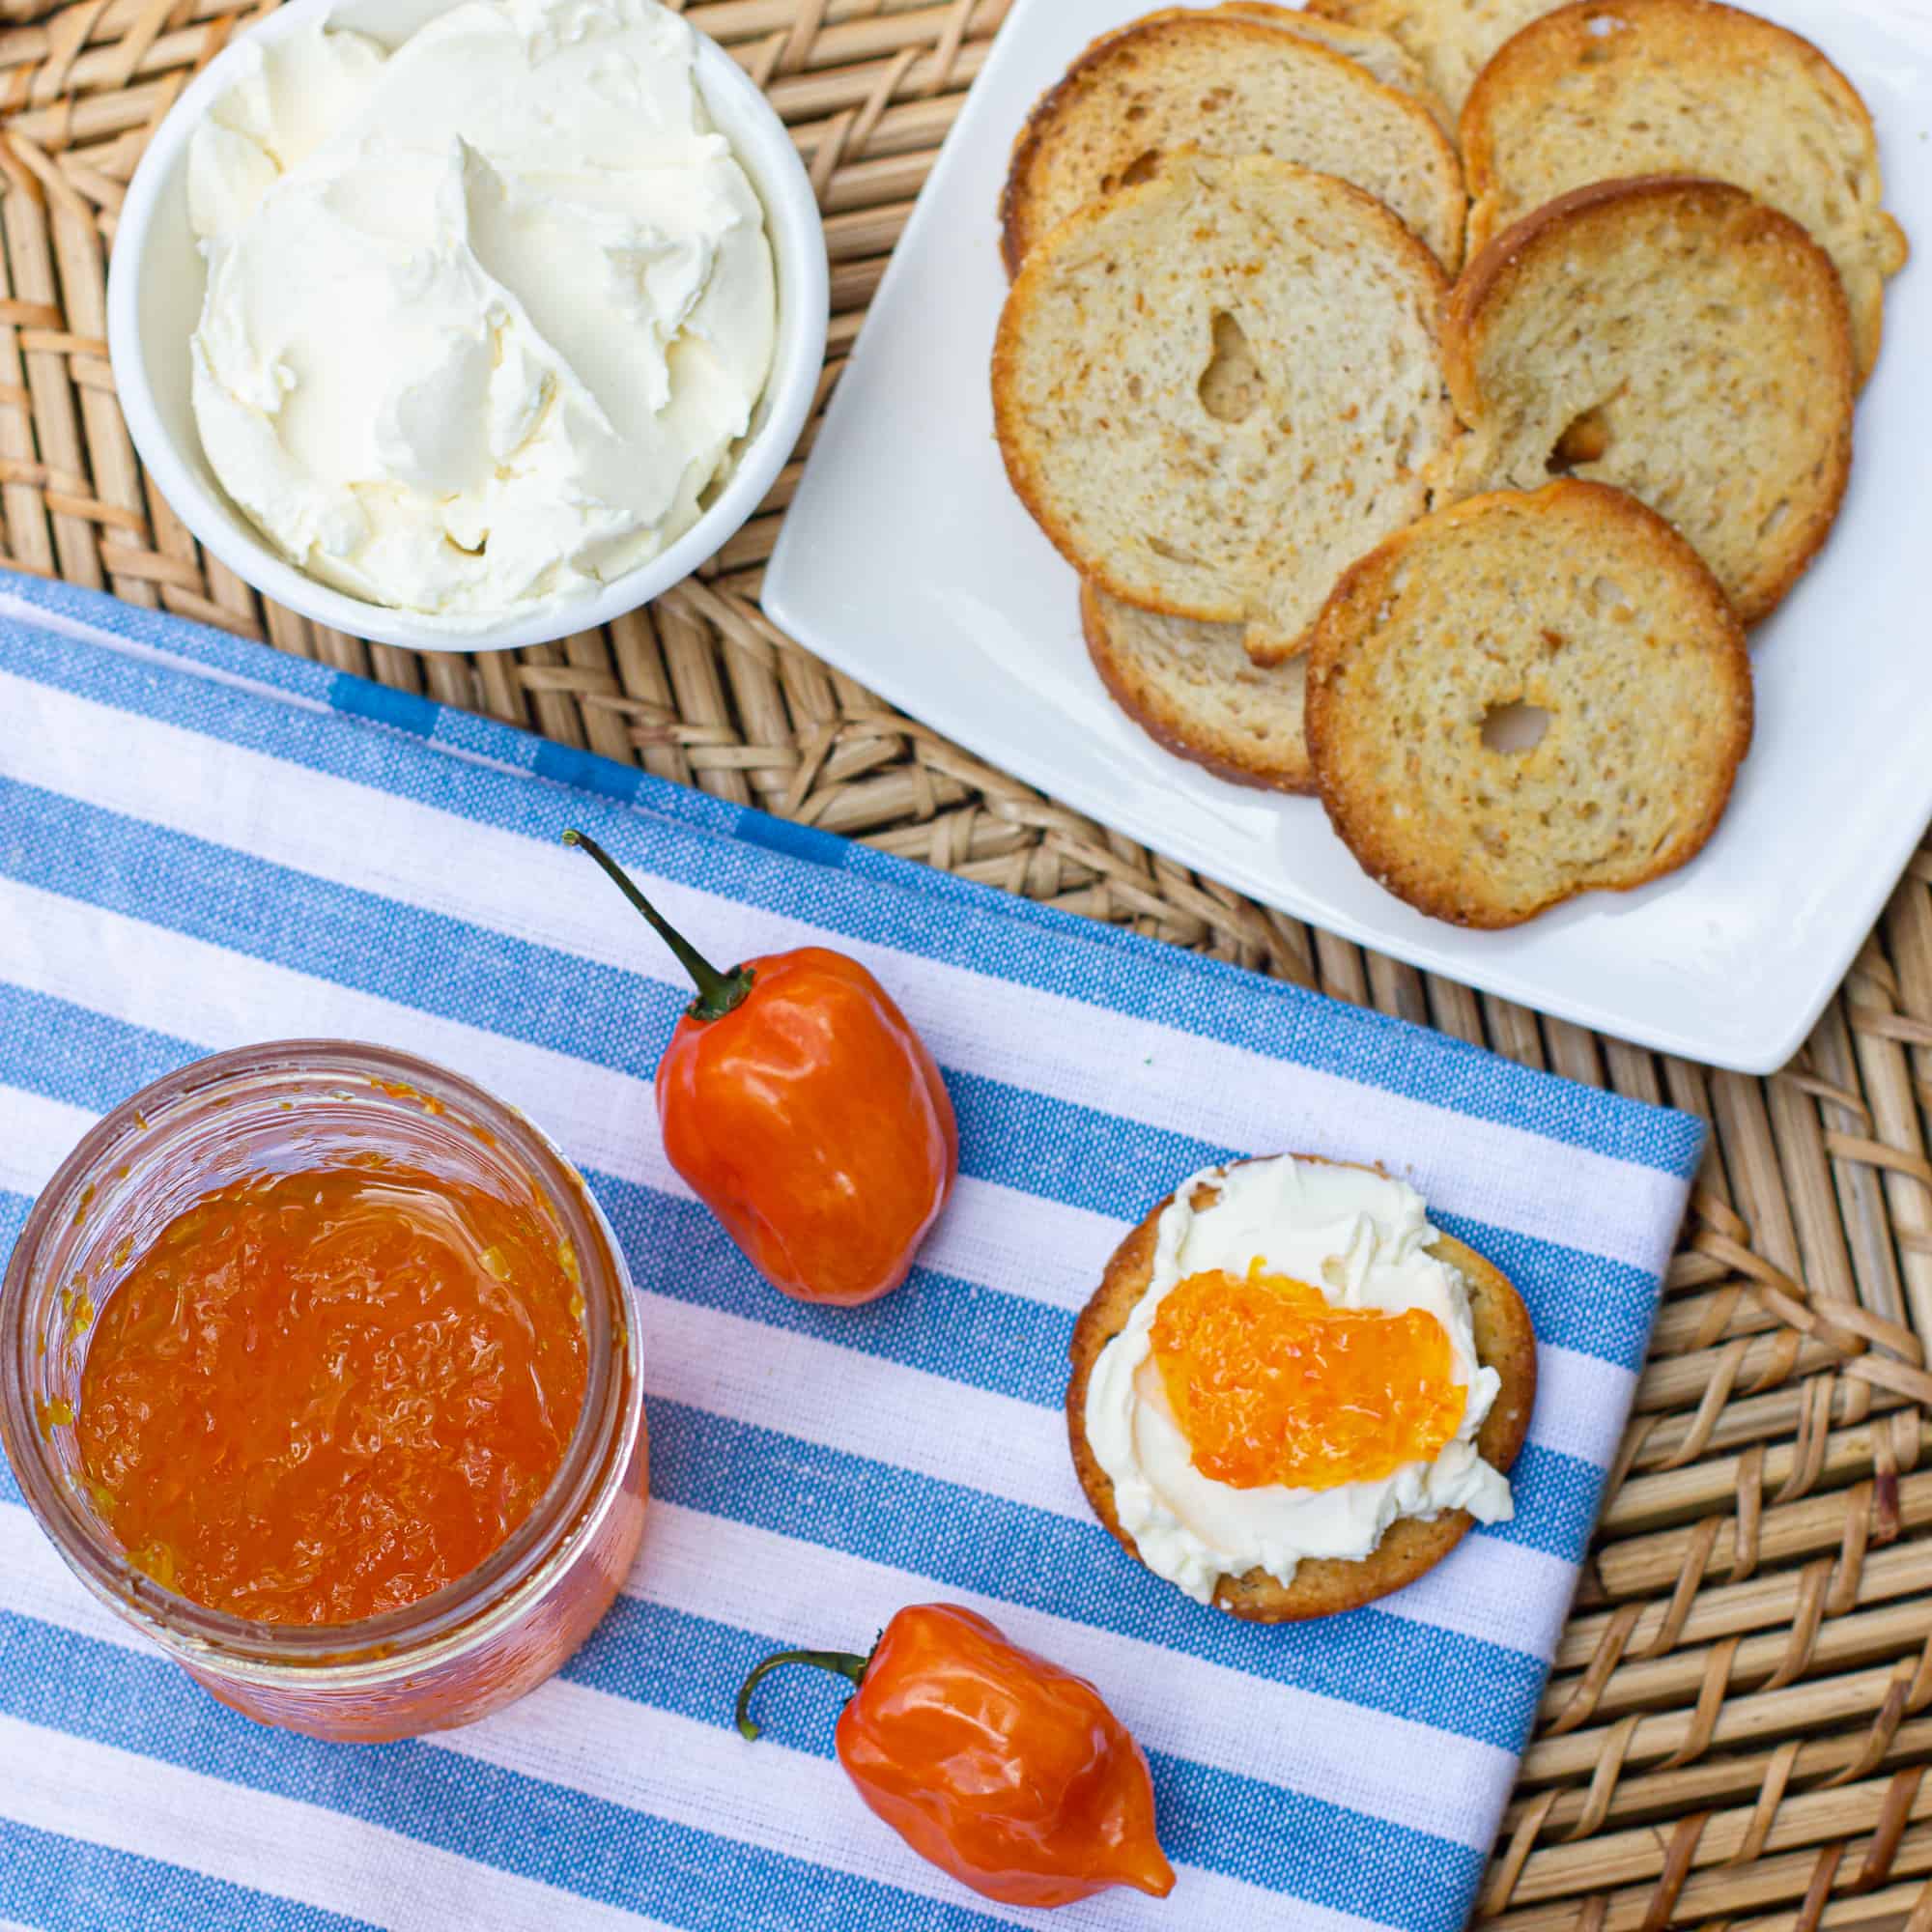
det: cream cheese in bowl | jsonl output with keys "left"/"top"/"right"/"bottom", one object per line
{"left": 185, "top": 0, "right": 776, "bottom": 619}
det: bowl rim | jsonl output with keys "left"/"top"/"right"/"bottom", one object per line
{"left": 103, "top": 0, "right": 829, "bottom": 656}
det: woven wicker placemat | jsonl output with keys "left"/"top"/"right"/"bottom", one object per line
{"left": 2, "top": 1, "right": 1929, "bottom": 1923}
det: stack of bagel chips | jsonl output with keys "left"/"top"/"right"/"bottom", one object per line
{"left": 993, "top": 0, "right": 1904, "bottom": 927}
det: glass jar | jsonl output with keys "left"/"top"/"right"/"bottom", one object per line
{"left": 0, "top": 1040, "right": 648, "bottom": 1743}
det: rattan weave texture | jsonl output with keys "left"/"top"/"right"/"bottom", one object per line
{"left": 1, "top": 1, "right": 1928, "bottom": 1924}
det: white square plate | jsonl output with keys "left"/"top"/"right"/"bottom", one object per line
{"left": 764, "top": 0, "right": 1932, "bottom": 1075}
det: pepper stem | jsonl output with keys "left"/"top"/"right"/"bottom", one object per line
{"left": 562, "top": 829, "right": 753, "bottom": 1022}
{"left": 734, "top": 1647, "right": 869, "bottom": 1743}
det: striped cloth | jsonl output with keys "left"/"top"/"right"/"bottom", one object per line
{"left": 0, "top": 573, "right": 1704, "bottom": 1932}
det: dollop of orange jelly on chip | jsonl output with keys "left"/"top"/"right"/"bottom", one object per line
{"left": 76, "top": 1164, "right": 587, "bottom": 1626}
{"left": 1150, "top": 1265, "right": 1465, "bottom": 1491}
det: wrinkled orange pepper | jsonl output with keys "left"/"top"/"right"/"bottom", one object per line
{"left": 564, "top": 831, "right": 957, "bottom": 1306}
{"left": 734, "top": 1604, "right": 1176, "bottom": 1909}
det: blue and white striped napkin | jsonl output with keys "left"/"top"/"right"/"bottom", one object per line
{"left": 0, "top": 573, "right": 1702, "bottom": 1932}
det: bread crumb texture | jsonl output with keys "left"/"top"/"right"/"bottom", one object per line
{"left": 1082, "top": 582, "right": 1313, "bottom": 793}
{"left": 1307, "top": 0, "right": 1572, "bottom": 115}
{"left": 1002, "top": 11, "right": 1464, "bottom": 273}
{"left": 1461, "top": 0, "right": 1908, "bottom": 382}
{"left": 1443, "top": 177, "right": 1856, "bottom": 622}
{"left": 1197, "top": 3, "right": 1455, "bottom": 130}
{"left": 993, "top": 153, "right": 1454, "bottom": 667}
{"left": 1306, "top": 479, "right": 1753, "bottom": 928}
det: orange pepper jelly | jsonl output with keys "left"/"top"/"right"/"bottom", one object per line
{"left": 75, "top": 1162, "right": 589, "bottom": 1626}
{"left": 1149, "top": 1266, "right": 1465, "bottom": 1492}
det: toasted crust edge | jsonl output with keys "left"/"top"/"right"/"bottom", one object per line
{"left": 1461, "top": 0, "right": 1888, "bottom": 222}
{"left": 1441, "top": 174, "right": 1857, "bottom": 626}
{"left": 1302, "top": 479, "right": 1754, "bottom": 930}
{"left": 1065, "top": 1158, "right": 1538, "bottom": 1623}
{"left": 1457, "top": 0, "right": 1902, "bottom": 379}
{"left": 1080, "top": 583, "right": 1316, "bottom": 796}
{"left": 991, "top": 151, "right": 1452, "bottom": 633}
{"left": 999, "top": 11, "right": 1465, "bottom": 277}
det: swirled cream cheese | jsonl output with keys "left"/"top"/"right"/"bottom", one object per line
{"left": 185, "top": 0, "right": 776, "bottom": 619}
{"left": 1085, "top": 1157, "right": 1515, "bottom": 1604}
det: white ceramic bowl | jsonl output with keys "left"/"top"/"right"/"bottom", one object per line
{"left": 105, "top": 0, "right": 829, "bottom": 654}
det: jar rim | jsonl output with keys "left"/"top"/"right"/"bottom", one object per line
{"left": 0, "top": 1039, "right": 642, "bottom": 1673}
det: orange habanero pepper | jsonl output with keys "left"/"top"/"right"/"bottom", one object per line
{"left": 563, "top": 831, "right": 957, "bottom": 1306}
{"left": 734, "top": 1604, "right": 1176, "bottom": 1909}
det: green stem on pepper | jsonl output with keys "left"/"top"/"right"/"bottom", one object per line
{"left": 562, "top": 829, "right": 754, "bottom": 1023}
{"left": 735, "top": 1647, "right": 870, "bottom": 1742}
